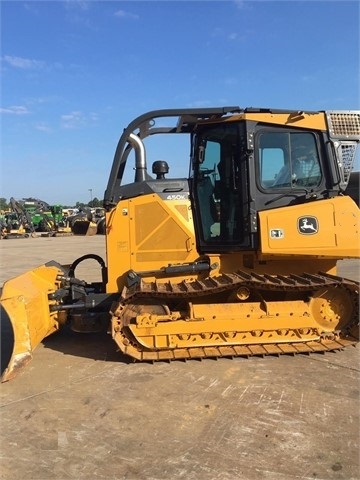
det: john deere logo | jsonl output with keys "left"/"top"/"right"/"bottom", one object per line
{"left": 298, "top": 216, "right": 318, "bottom": 235}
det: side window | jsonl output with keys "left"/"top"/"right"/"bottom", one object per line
{"left": 258, "top": 131, "right": 322, "bottom": 189}
{"left": 194, "top": 124, "right": 246, "bottom": 246}
{"left": 260, "top": 147, "right": 285, "bottom": 187}
{"left": 200, "top": 140, "right": 220, "bottom": 175}
{"left": 198, "top": 141, "right": 220, "bottom": 239}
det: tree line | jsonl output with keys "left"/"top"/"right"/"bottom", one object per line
{"left": 0, "top": 197, "right": 103, "bottom": 211}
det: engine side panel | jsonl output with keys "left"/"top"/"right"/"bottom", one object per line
{"left": 258, "top": 196, "right": 360, "bottom": 258}
{"left": 105, "top": 193, "right": 198, "bottom": 293}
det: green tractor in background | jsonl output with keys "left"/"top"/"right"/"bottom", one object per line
{"left": 3, "top": 198, "right": 99, "bottom": 237}
{"left": 18, "top": 199, "right": 72, "bottom": 236}
{"left": 37, "top": 204, "right": 73, "bottom": 236}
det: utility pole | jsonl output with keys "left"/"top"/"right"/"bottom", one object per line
{"left": 88, "top": 189, "right": 93, "bottom": 204}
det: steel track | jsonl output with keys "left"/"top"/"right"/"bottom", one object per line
{"left": 111, "top": 271, "right": 359, "bottom": 361}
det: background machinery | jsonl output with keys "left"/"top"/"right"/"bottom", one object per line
{"left": 18, "top": 198, "right": 51, "bottom": 232}
{"left": 69, "top": 207, "right": 98, "bottom": 236}
{"left": 1, "top": 107, "right": 359, "bottom": 381}
{"left": 0, "top": 198, "right": 36, "bottom": 239}
{"left": 6, "top": 198, "right": 73, "bottom": 236}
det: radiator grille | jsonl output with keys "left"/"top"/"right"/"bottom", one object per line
{"left": 326, "top": 111, "right": 360, "bottom": 139}
{"left": 338, "top": 143, "right": 357, "bottom": 183}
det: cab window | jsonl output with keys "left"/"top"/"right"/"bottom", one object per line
{"left": 258, "top": 132, "right": 322, "bottom": 189}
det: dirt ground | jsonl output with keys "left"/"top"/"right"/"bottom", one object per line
{"left": 0, "top": 236, "right": 359, "bottom": 480}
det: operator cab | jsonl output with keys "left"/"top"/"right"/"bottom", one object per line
{"left": 104, "top": 107, "right": 358, "bottom": 255}
{"left": 191, "top": 117, "right": 332, "bottom": 253}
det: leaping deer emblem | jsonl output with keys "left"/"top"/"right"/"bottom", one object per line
{"left": 300, "top": 219, "right": 316, "bottom": 231}
{"left": 298, "top": 217, "right": 318, "bottom": 234}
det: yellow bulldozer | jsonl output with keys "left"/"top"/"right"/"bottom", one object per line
{"left": 1, "top": 107, "right": 359, "bottom": 381}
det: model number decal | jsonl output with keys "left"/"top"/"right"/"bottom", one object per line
{"left": 165, "top": 194, "right": 188, "bottom": 200}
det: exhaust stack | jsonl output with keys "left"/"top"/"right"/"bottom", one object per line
{"left": 128, "top": 133, "right": 147, "bottom": 183}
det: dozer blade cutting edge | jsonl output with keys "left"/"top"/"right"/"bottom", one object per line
{"left": 0, "top": 263, "right": 66, "bottom": 382}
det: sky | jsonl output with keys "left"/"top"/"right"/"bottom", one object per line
{"left": 1, "top": 0, "right": 359, "bottom": 206}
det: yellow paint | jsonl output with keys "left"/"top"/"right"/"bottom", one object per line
{"left": 258, "top": 196, "right": 360, "bottom": 258}
{"left": 105, "top": 195, "right": 198, "bottom": 292}
{"left": 0, "top": 264, "right": 66, "bottom": 381}
{"left": 204, "top": 110, "right": 327, "bottom": 131}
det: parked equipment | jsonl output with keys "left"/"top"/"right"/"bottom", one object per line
{"left": 16, "top": 199, "right": 72, "bottom": 236}
{"left": 1, "top": 107, "right": 359, "bottom": 381}
{"left": 46, "top": 205, "right": 73, "bottom": 236}
{"left": 68, "top": 208, "right": 98, "bottom": 236}
{"left": 18, "top": 198, "right": 51, "bottom": 231}
{"left": 1, "top": 198, "right": 36, "bottom": 239}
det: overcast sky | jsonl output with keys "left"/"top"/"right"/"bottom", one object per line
{"left": 1, "top": 0, "right": 359, "bottom": 205}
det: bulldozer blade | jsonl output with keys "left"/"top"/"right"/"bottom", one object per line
{"left": 0, "top": 263, "right": 66, "bottom": 382}
{"left": 71, "top": 220, "right": 98, "bottom": 236}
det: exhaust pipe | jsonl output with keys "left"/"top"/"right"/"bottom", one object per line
{"left": 128, "top": 133, "right": 147, "bottom": 182}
